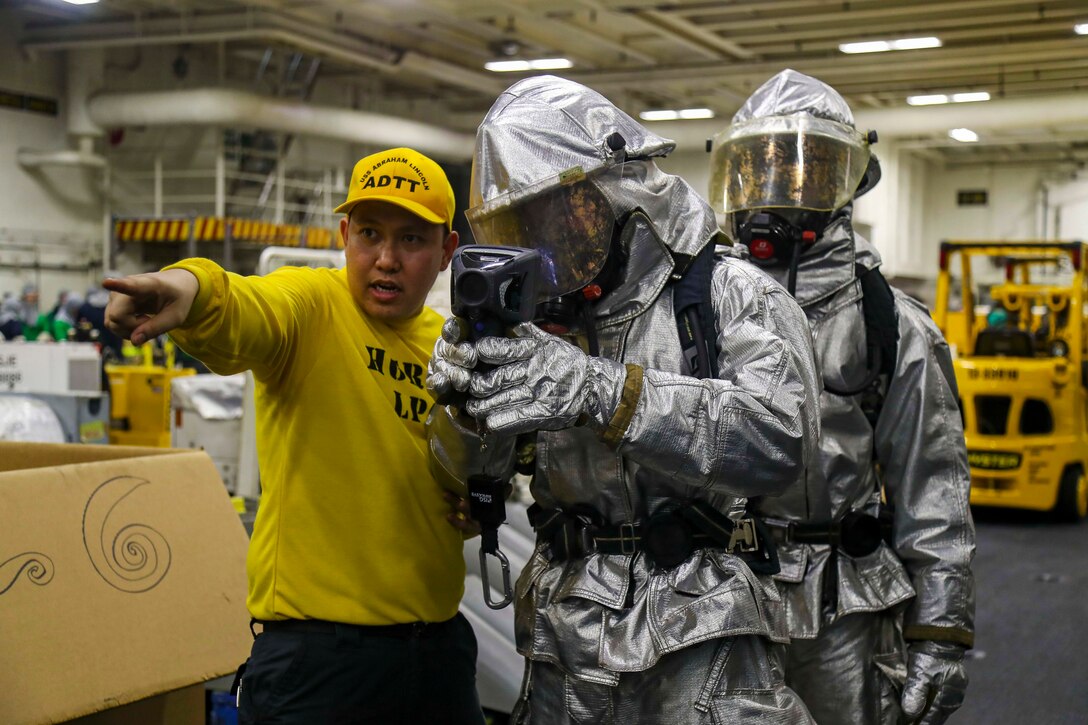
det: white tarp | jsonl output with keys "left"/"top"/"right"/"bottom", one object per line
{"left": 0, "top": 395, "right": 66, "bottom": 443}
{"left": 171, "top": 373, "right": 245, "bottom": 420}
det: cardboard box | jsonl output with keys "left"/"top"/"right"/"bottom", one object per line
{"left": 0, "top": 442, "right": 252, "bottom": 724}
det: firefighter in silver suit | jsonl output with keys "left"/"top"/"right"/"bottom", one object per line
{"left": 708, "top": 69, "right": 975, "bottom": 725}
{"left": 427, "top": 75, "right": 821, "bottom": 723}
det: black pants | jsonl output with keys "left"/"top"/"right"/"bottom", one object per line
{"left": 238, "top": 612, "right": 486, "bottom": 724}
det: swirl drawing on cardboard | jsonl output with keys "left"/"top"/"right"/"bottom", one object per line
{"left": 82, "top": 476, "right": 172, "bottom": 592}
{"left": 0, "top": 552, "right": 55, "bottom": 595}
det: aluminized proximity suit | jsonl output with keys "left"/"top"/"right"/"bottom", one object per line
{"left": 428, "top": 76, "right": 821, "bottom": 724}
{"left": 714, "top": 70, "right": 976, "bottom": 725}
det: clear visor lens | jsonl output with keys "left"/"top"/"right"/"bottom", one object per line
{"left": 466, "top": 166, "right": 618, "bottom": 300}
{"left": 708, "top": 115, "right": 871, "bottom": 214}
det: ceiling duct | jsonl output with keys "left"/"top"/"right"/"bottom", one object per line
{"left": 18, "top": 49, "right": 106, "bottom": 170}
{"left": 87, "top": 88, "right": 475, "bottom": 161}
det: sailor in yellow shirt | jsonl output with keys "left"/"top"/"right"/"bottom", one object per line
{"left": 104, "top": 147, "right": 486, "bottom": 725}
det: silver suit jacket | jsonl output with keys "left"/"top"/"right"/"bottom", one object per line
{"left": 753, "top": 214, "right": 976, "bottom": 647}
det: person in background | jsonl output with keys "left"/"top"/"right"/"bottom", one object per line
{"left": 43, "top": 289, "right": 68, "bottom": 335}
{"left": 709, "top": 69, "right": 974, "bottom": 725}
{"left": 51, "top": 292, "right": 84, "bottom": 341}
{"left": 17, "top": 283, "right": 46, "bottom": 341}
{"left": 105, "top": 147, "right": 486, "bottom": 725}
{"left": 79, "top": 283, "right": 123, "bottom": 356}
{"left": 0, "top": 293, "right": 22, "bottom": 340}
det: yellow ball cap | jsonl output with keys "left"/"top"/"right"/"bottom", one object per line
{"left": 334, "top": 147, "right": 456, "bottom": 230}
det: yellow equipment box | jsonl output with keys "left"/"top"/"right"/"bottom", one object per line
{"left": 934, "top": 240, "right": 1088, "bottom": 521}
{"left": 106, "top": 340, "right": 195, "bottom": 448}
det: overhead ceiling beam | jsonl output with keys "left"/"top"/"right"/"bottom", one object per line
{"left": 731, "top": 8, "right": 1085, "bottom": 46}
{"left": 21, "top": 9, "right": 507, "bottom": 95}
{"left": 826, "top": 57, "right": 1088, "bottom": 93}
{"left": 691, "top": 0, "right": 1070, "bottom": 31}
{"left": 634, "top": 9, "right": 756, "bottom": 60}
{"left": 640, "top": 90, "right": 1088, "bottom": 152}
{"left": 504, "top": 14, "right": 657, "bottom": 65}
{"left": 445, "top": 3, "right": 660, "bottom": 66}
{"left": 573, "top": 0, "right": 721, "bottom": 61}
{"left": 669, "top": 0, "right": 886, "bottom": 17}
{"left": 569, "top": 37, "right": 1088, "bottom": 91}
{"left": 331, "top": 2, "right": 524, "bottom": 66}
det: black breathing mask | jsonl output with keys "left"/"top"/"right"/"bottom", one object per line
{"left": 735, "top": 210, "right": 829, "bottom": 295}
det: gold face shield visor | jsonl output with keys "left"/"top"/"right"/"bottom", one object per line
{"left": 708, "top": 115, "right": 872, "bottom": 215}
{"left": 466, "top": 164, "right": 621, "bottom": 300}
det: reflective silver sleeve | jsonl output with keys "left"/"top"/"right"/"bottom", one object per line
{"left": 616, "top": 262, "right": 820, "bottom": 498}
{"left": 875, "top": 293, "right": 975, "bottom": 647}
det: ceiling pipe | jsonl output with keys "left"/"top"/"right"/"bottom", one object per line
{"left": 18, "top": 50, "right": 106, "bottom": 169}
{"left": 647, "top": 91, "right": 1088, "bottom": 152}
{"left": 87, "top": 88, "right": 475, "bottom": 161}
{"left": 18, "top": 137, "right": 106, "bottom": 169}
{"left": 22, "top": 10, "right": 505, "bottom": 97}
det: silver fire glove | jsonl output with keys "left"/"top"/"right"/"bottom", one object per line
{"left": 465, "top": 322, "right": 627, "bottom": 435}
{"left": 901, "top": 640, "right": 969, "bottom": 725}
{"left": 426, "top": 317, "right": 478, "bottom": 397}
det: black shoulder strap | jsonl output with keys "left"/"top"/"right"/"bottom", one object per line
{"left": 856, "top": 263, "right": 899, "bottom": 379}
{"left": 854, "top": 263, "right": 899, "bottom": 424}
{"left": 822, "top": 264, "right": 899, "bottom": 410}
{"left": 673, "top": 242, "right": 719, "bottom": 380}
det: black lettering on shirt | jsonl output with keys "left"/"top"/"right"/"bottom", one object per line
{"left": 394, "top": 390, "right": 430, "bottom": 422}
{"left": 389, "top": 360, "right": 424, "bottom": 389}
{"left": 366, "top": 345, "right": 385, "bottom": 373}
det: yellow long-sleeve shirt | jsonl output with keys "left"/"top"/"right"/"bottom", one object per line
{"left": 166, "top": 258, "right": 464, "bottom": 625}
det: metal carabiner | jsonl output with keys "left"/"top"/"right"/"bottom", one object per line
{"left": 479, "top": 545, "right": 513, "bottom": 610}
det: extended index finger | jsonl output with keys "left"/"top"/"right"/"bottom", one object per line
{"left": 102, "top": 276, "right": 148, "bottom": 297}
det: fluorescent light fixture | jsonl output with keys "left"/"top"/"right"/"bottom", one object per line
{"left": 484, "top": 60, "right": 532, "bottom": 72}
{"left": 1075, "top": 23, "right": 1088, "bottom": 35}
{"left": 678, "top": 108, "right": 715, "bottom": 119}
{"left": 951, "top": 91, "right": 991, "bottom": 103}
{"left": 484, "top": 58, "right": 573, "bottom": 72}
{"left": 61, "top": 0, "right": 99, "bottom": 4}
{"left": 840, "top": 36, "right": 941, "bottom": 54}
{"left": 527, "top": 57, "right": 574, "bottom": 70}
{"left": 907, "top": 94, "right": 949, "bottom": 106}
{"left": 639, "top": 108, "right": 715, "bottom": 121}
{"left": 893, "top": 36, "right": 942, "bottom": 50}
{"left": 949, "top": 128, "right": 979, "bottom": 143}
{"left": 839, "top": 40, "right": 891, "bottom": 54}
{"left": 908, "top": 91, "right": 990, "bottom": 106}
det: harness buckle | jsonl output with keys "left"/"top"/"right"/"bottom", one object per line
{"left": 727, "top": 518, "right": 760, "bottom": 553}
{"left": 617, "top": 522, "right": 638, "bottom": 555}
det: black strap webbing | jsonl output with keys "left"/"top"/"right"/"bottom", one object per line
{"left": 673, "top": 242, "right": 719, "bottom": 380}
{"left": 856, "top": 263, "right": 899, "bottom": 379}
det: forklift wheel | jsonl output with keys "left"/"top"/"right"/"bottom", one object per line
{"left": 1054, "top": 465, "right": 1087, "bottom": 523}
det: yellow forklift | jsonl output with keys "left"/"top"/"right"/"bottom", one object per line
{"left": 106, "top": 337, "right": 195, "bottom": 447}
{"left": 934, "top": 240, "right": 1088, "bottom": 521}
